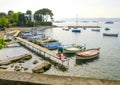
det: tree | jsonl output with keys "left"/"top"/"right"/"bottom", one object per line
{"left": 26, "top": 10, "right": 32, "bottom": 20}
{"left": 26, "top": 10, "right": 32, "bottom": 15}
{"left": 8, "top": 10, "right": 14, "bottom": 16}
{"left": 0, "top": 16, "right": 9, "bottom": 27}
{"left": 34, "top": 8, "right": 54, "bottom": 22}
{"left": 18, "top": 13, "right": 26, "bottom": 26}
{"left": 0, "top": 12, "right": 7, "bottom": 18}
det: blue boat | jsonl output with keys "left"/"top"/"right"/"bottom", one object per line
{"left": 72, "top": 29, "right": 81, "bottom": 32}
{"left": 43, "top": 42, "right": 61, "bottom": 50}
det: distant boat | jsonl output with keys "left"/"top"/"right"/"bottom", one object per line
{"left": 82, "top": 21, "right": 89, "bottom": 23}
{"left": 104, "top": 28, "right": 110, "bottom": 31}
{"left": 72, "top": 14, "right": 81, "bottom": 33}
{"left": 103, "top": 33, "right": 119, "bottom": 37}
{"left": 54, "top": 21, "right": 65, "bottom": 23}
{"left": 91, "top": 28, "right": 100, "bottom": 32}
{"left": 72, "top": 29, "right": 81, "bottom": 32}
{"left": 105, "top": 21, "right": 114, "bottom": 24}
{"left": 76, "top": 48, "right": 100, "bottom": 60}
{"left": 62, "top": 27, "right": 69, "bottom": 31}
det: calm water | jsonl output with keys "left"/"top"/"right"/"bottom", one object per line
{"left": 0, "top": 21, "right": 120, "bottom": 80}
{"left": 39, "top": 21, "right": 120, "bottom": 80}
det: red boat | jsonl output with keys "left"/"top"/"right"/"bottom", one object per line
{"left": 76, "top": 48, "right": 100, "bottom": 60}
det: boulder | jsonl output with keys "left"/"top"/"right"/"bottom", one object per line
{"left": 32, "top": 61, "right": 51, "bottom": 73}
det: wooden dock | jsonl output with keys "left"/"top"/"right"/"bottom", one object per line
{"left": 16, "top": 37, "right": 69, "bottom": 67}
{"left": 68, "top": 26, "right": 101, "bottom": 29}
{"left": 13, "top": 30, "right": 20, "bottom": 37}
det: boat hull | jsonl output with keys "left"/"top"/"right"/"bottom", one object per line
{"left": 76, "top": 53, "right": 99, "bottom": 60}
{"left": 103, "top": 33, "right": 118, "bottom": 37}
{"left": 76, "top": 48, "right": 100, "bottom": 60}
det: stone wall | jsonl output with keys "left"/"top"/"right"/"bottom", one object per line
{"left": 0, "top": 71, "right": 120, "bottom": 85}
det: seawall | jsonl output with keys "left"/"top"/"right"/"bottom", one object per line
{"left": 0, "top": 71, "right": 120, "bottom": 85}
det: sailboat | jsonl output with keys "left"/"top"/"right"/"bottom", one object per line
{"left": 72, "top": 15, "right": 81, "bottom": 33}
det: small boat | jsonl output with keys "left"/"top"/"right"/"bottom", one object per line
{"left": 104, "top": 28, "right": 110, "bottom": 31}
{"left": 72, "top": 29, "right": 81, "bottom": 32}
{"left": 63, "top": 44, "right": 86, "bottom": 53}
{"left": 105, "top": 21, "right": 114, "bottom": 24}
{"left": 62, "top": 27, "right": 69, "bottom": 31}
{"left": 20, "top": 31, "right": 33, "bottom": 39}
{"left": 76, "top": 48, "right": 100, "bottom": 60}
{"left": 91, "top": 29, "right": 100, "bottom": 32}
{"left": 103, "top": 33, "right": 119, "bottom": 37}
{"left": 42, "top": 42, "right": 61, "bottom": 50}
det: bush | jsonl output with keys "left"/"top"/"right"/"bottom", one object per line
{"left": 0, "top": 37, "right": 6, "bottom": 49}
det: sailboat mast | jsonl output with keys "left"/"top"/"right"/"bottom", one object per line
{"left": 76, "top": 14, "right": 78, "bottom": 28}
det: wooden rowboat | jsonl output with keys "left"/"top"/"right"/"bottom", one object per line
{"left": 76, "top": 48, "right": 100, "bottom": 60}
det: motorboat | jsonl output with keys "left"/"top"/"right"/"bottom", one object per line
{"left": 63, "top": 44, "right": 86, "bottom": 53}
{"left": 103, "top": 33, "right": 119, "bottom": 37}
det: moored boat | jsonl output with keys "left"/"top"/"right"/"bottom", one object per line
{"left": 104, "top": 27, "right": 110, "bottom": 31}
{"left": 42, "top": 41, "right": 61, "bottom": 50}
{"left": 103, "top": 33, "right": 119, "bottom": 37}
{"left": 72, "top": 29, "right": 81, "bottom": 32}
{"left": 91, "top": 28, "right": 100, "bottom": 32}
{"left": 63, "top": 44, "right": 86, "bottom": 53}
{"left": 76, "top": 48, "right": 100, "bottom": 60}
{"left": 105, "top": 21, "right": 114, "bottom": 24}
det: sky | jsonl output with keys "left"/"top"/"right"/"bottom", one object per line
{"left": 0, "top": 0, "right": 120, "bottom": 20}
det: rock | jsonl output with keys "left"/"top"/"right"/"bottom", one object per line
{"left": 0, "top": 66, "right": 8, "bottom": 69}
{"left": 32, "top": 61, "right": 51, "bottom": 73}
{"left": 33, "top": 60, "right": 38, "bottom": 64}
{"left": 11, "top": 64, "right": 14, "bottom": 68}
{"left": 0, "top": 54, "right": 32, "bottom": 65}
{"left": 24, "top": 67, "right": 28, "bottom": 71}
{"left": 14, "top": 65, "right": 21, "bottom": 71}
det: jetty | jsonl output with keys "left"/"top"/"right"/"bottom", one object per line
{"left": 3, "top": 30, "right": 69, "bottom": 68}
{"left": 68, "top": 26, "right": 100, "bottom": 29}
{"left": 16, "top": 37, "right": 69, "bottom": 67}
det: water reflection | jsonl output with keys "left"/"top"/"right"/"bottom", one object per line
{"left": 75, "top": 55, "right": 99, "bottom": 65}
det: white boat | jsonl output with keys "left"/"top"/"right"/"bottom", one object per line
{"left": 62, "top": 27, "right": 69, "bottom": 31}
{"left": 76, "top": 48, "right": 100, "bottom": 60}
{"left": 63, "top": 44, "right": 86, "bottom": 53}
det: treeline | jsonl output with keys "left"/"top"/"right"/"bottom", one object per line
{"left": 0, "top": 8, "right": 53, "bottom": 28}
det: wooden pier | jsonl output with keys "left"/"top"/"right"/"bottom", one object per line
{"left": 16, "top": 37, "right": 69, "bottom": 67}
{"left": 68, "top": 26, "right": 101, "bottom": 29}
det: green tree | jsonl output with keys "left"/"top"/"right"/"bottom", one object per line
{"left": 18, "top": 13, "right": 26, "bottom": 26}
{"left": 0, "top": 12, "right": 7, "bottom": 18}
{"left": 0, "top": 37, "right": 6, "bottom": 49}
{"left": 34, "top": 8, "right": 53, "bottom": 22}
{"left": 8, "top": 10, "right": 14, "bottom": 16}
{"left": 0, "top": 16, "right": 9, "bottom": 27}
{"left": 26, "top": 10, "right": 32, "bottom": 20}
